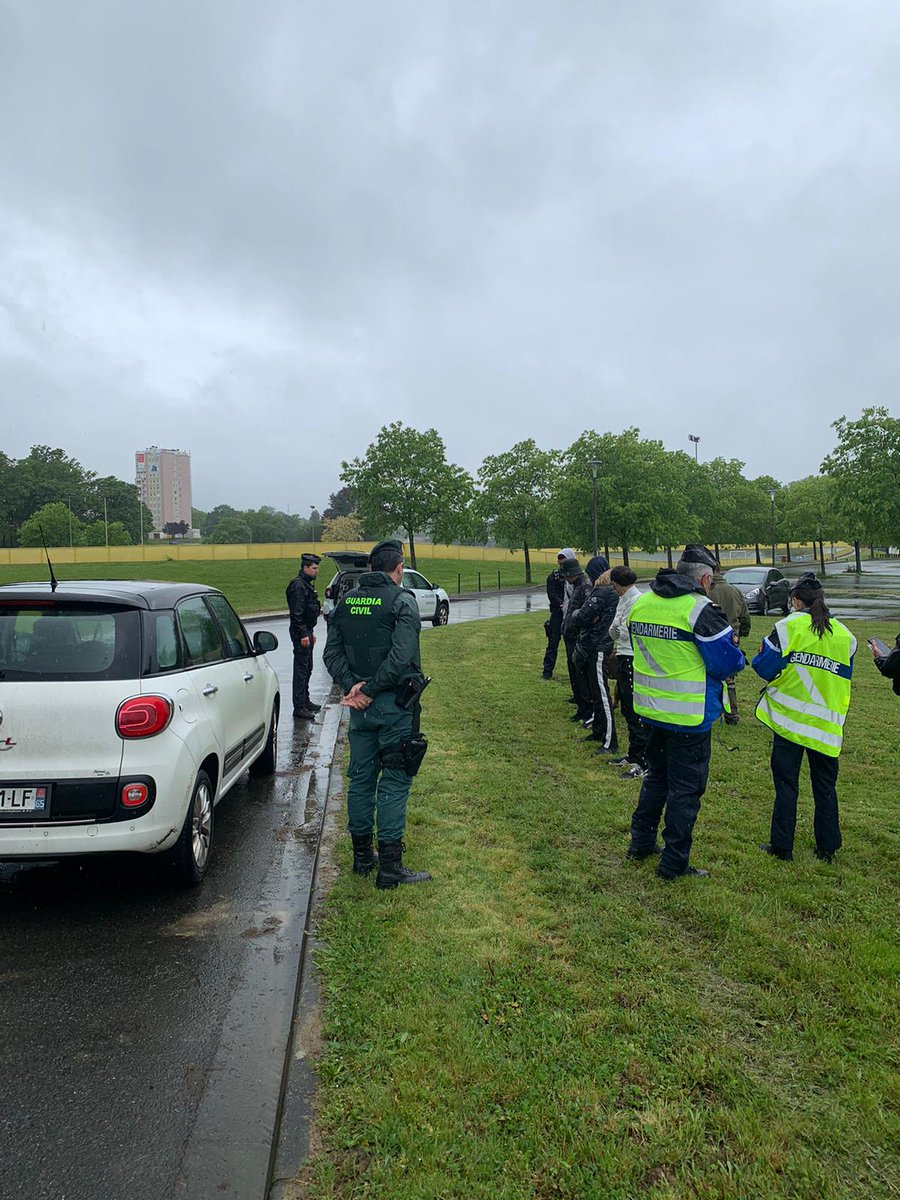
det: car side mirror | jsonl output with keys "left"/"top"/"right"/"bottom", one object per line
{"left": 253, "top": 630, "right": 278, "bottom": 654}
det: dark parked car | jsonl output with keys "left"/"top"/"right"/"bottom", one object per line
{"left": 723, "top": 566, "right": 791, "bottom": 615}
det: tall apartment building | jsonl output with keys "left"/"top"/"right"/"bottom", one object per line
{"left": 135, "top": 447, "right": 193, "bottom": 531}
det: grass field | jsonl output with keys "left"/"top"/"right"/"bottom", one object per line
{"left": 299, "top": 612, "right": 899, "bottom": 1200}
{"left": 0, "top": 556, "right": 534, "bottom": 614}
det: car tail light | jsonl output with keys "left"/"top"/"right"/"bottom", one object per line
{"left": 121, "top": 782, "right": 149, "bottom": 807}
{"left": 116, "top": 695, "right": 173, "bottom": 739}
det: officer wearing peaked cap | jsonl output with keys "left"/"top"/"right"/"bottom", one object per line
{"left": 286, "top": 552, "right": 322, "bottom": 719}
{"left": 324, "top": 538, "right": 432, "bottom": 890}
{"left": 626, "top": 545, "right": 745, "bottom": 879}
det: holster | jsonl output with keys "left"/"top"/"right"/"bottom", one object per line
{"left": 376, "top": 733, "right": 429, "bottom": 777}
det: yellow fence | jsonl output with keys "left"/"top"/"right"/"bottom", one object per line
{"left": 0, "top": 541, "right": 849, "bottom": 569}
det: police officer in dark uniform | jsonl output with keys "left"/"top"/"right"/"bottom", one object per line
{"left": 323, "top": 539, "right": 432, "bottom": 889}
{"left": 286, "top": 552, "right": 322, "bottom": 719}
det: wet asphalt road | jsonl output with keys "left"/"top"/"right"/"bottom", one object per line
{"left": 0, "top": 620, "right": 334, "bottom": 1200}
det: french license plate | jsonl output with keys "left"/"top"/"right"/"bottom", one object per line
{"left": 0, "top": 785, "right": 49, "bottom": 814}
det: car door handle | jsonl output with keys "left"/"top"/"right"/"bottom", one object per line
{"left": 243, "top": 672, "right": 254, "bottom": 682}
{"left": 202, "top": 685, "right": 218, "bottom": 696}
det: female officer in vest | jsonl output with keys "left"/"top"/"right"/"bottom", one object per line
{"left": 752, "top": 572, "right": 856, "bottom": 863}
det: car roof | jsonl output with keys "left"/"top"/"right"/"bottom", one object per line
{"left": 0, "top": 580, "right": 223, "bottom": 611}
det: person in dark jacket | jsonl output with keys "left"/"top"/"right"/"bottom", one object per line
{"left": 571, "top": 556, "right": 619, "bottom": 754}
{"left": 286, "top": 553, "right": 322, "bottom": 719}
{"left": 560, "top": 557, "right": 592, "bottom": 720}
{"left": 541, "top": 550, "right": 571, "bottom": 680}
{"left": 872, "top": 632, "right": 900, "bottom": 695}
{"left": 709, "top": 566, "right": 752, "bottom": 724}
{"left": 323, "top": 539, "right": 432, "bottom": 889}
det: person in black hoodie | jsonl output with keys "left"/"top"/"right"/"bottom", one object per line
{"left": 871, "top": 632, "right": 900, "bottom": 695}
{"left": 560, "top": 557, "right": 592, "bottom": 719}
{"left": 541, "top": 550, "right": 571, "bottom": 680}
{"left": 571, "top": 556, "right": 619, "bottom": 754}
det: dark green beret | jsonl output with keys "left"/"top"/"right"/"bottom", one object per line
{"left": 369, "top": 539, "right": 404, "bottom": 561}
{"left": 300, "top": 553, "right": 321, "bottom": 568}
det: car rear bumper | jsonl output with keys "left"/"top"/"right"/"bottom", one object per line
{"left": 0, "top": 808, "right": 187, "bottom": 858}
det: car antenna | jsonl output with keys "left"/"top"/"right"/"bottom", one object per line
{"left": 39, "top": 525, "right": 59, "bottom": 593}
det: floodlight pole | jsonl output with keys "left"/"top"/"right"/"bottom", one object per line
{"left": 588, "top": 460, "right": 600, "bottom": 557}
{"left": 769, "top": 489, "right": 776, "bottom": 567}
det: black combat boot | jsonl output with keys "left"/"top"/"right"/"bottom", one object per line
{"left": 375, "top": 840, "right": 432, "bottom": 890}
{"left": 351, "top": 833, "right": 377, "bottom": 877}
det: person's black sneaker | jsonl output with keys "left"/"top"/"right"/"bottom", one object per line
{"left": 656, "top": 865, "right": 709, "bottom": 879}
{"left": 604, "top": 754, "right": 630, "bottom": 765}
{"left": 814, "top": 847, "right": 835, "bottom": 863}
{"left": 760, "top": 842, "right": 793, "bottom": 862}
{"left": 570, "top": 711, "right": 590, "bottom": 723}
{"left": 293, "top": 706, "right": 318, "bottom": 720}
{"left": 541, "top": 673, "right": 553, "bottom": 681}
{"left": 724, "top": 715, "right": 739, "bottom": 725}
{"left": 566, "top": 696, "right": 579, "bottom": 705}
{"left": 581, "top": 733, "right": 599, "bottom": 743}
{"left": 304, "top": 701, "right": 322, "bottom": 713}
{"left": 626, "top": 845, "right": 660, "bottom": 861}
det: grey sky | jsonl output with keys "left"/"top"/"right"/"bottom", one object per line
{"left": 2, "top": 0, "right": 899, "bottom": 512}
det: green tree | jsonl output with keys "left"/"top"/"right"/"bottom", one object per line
{"left": 342, "top": 422, "right": 474, "bottom": 567}
{"left": 475, "top": 439, "right": 555, "bottom": 583}
{"left": 192, "top": 507, "right": 208, "bottom": 531}
{"left": 82, "top": 476, "right": 153, "bottom": 544}
{"left": 822, "top": 407, "right": 900, "bottom": 552}
{"left": 552, "top": 429, "right": 690, "bottom": 564}
{"left": 0, "top": 452, "right": 17, "bottom": 546}
{"left": 208, "top": 515, "right": 252, "bottom": 544}
{"left": 321, "top": 513, "right": 365, "bottom": 541}
{"left": 9, "top": 445, "right": 91, "bottom": 528}
{"left": 80, "top": 520, "right": 131, "bottom": 546}
{"left": 202, "top": 505, "right": 239, "bottom": 538}
{"left": 17, "top": 502, "right": 83, "bottom": 547}
{"left": 322, "top": 486, "right": 357, "bottom": 520}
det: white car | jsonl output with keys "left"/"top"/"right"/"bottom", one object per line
{"left": 322, "top": 552, "right": 451, "bottom": 625}
{"left": 0, "top": 580, "right": 280, "bottom": 884}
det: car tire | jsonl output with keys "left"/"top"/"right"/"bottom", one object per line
{"left": 165, "top": 769, "right": 214, "bottom": 886}
{"left": 249, "top": 702, "right": 278, "bottom": 777}
{"left": 432, "top": 601, "right": 450, "bottom": 627}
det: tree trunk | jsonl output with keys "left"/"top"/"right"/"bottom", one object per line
{"left": 854, "top": 540, "right": 862, "bottom": 573}
{"left": 666, "top": 546, "right": 673, "bottom": 569}
{"left": 714, "top": 542, "right": 720, "bottom": 564}
{"left": 785, "top": 540, "right": 792, "bottom": 563}
{"left": 870, "top": 544, "right": 875, "bottom": 559}
{"left": 604, "top": 542, "right": 610, "bottom": 560}
{"left": 408, "top": 530, "right": 417, "bottom": 570}
{"left": 818, "top": 539, "right": 826, "bottom": 576}
{"left": 755, "top": 543, "right": 762, "bottom": 565}
{"left": 621, "top": 545, "right": 630, "bottom": 567}
{"left": 523, "top": 541, "right": 532, "bottom": 585}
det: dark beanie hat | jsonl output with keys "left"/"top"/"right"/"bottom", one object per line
{"left": 679, "top": 544, "right": 717, "bottom": 570}
{"left": 560, "top": 557, "right": 582, "bottom": 577}
{"left": 585, "top": 555, "right": 609, "bottom": 581}
{"left": 791, "top": 571, "right": 824, "bottom": 596}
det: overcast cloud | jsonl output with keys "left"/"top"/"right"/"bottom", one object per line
{"left": 2, "top": 0, "right": 899, "bottom": 511}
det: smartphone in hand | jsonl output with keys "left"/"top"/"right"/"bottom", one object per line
{"left": 869, "top": 637, "right": 891, "bottom": 657}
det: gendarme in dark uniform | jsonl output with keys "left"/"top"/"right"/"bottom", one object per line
{"left": 286, "top": 552, "right": 322, "bottom": 719}
{"left": 323, "top": 539, "right": 432, "bottom": 889}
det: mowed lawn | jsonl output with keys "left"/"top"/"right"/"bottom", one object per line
{"left": 302, "top": 613, "right": 899, "bottom": 1200}
{"left": 0, "top": 555, "right": 533, "bottom": 614}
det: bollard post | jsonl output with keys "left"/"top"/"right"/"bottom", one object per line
{"left": 497, "top": 569, "right": 501, "bottom": 590}
{"left": 457, "top": 573, "right": 461, "bottom": 595}
{"left": 477, "top": 570, "right": 481, "bottom": 592}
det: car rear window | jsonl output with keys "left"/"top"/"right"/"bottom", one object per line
{"left": 0, "top": 602, "right": 141, "bottom": 681}
{"left": 725, "top": 570, "right": 766, "bottom": 584}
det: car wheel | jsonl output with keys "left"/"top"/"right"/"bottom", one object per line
{"left": 249, "top": 702, "right": 278, "bottom": 776}
{"left": 165, "top": 769, "right": 214, "bottom": 886}
{"left": 432, "top": 601, "right": 450, "bottom": 627}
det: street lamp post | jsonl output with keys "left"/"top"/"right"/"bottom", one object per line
{"left": 310, "top": 506, "right": 317, "bottom": 544}
{"left": 588, "top": 459, "right": 600, "bottom": 557}
{"left": 67, "top": 499, "right": 73, "bottom": 549}
{"left": 688, "top": 434, "right": 700, "bottom": 462}
{"left": 769, "top": 489, "right": 776, "bottom": 567}
{"left": 104, "top": 498, "right": 109, "bottom": 548}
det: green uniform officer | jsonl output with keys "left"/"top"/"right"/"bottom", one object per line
{"left": 323, "top": 539, "right": 432, "bottom": 889}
